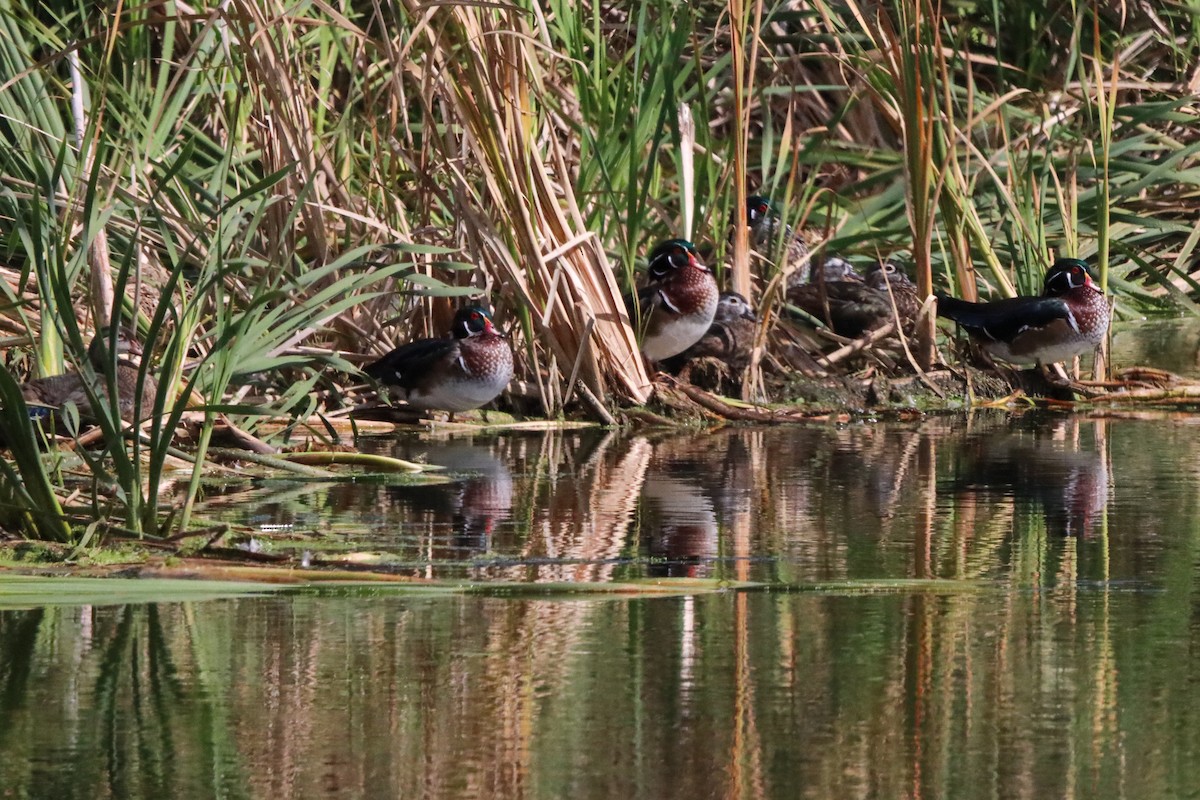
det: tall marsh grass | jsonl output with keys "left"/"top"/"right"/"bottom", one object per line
{"left": 2, "top": 0, "right": 1199, "bottom": 542}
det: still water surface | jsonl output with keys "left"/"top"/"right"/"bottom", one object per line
{"left": 4, "top": 412, "right": 1200, "bottom": 798}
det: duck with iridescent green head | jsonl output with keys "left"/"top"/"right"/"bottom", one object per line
{"left": 627, "top": 239, "right": 719, "bottom": 363}
{"left": 364, "top": 305, "right": 513, "bottom": 412}
{"left": 936, "top": 258, "right": 1109, "bottom": 367}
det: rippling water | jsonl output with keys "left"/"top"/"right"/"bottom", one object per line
{"left": 4, "top": 411, "right": 1200, "bottom": 798}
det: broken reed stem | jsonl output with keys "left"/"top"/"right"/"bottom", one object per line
{"left": 562, "top": 316, "right": 596, "bottom": 409}
{"left": 575, "top": 381, "right": 617, "bottom": 426}
{"left": 816, "top": 323, "right": 896, "bottom": 368}
{"left": 69, "top": 49, "right": 114, "bottom": 326}
{"left": 729, "top": 0, "right": 752, "bottom": 300}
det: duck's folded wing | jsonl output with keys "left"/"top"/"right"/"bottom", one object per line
{"left": 936, "top": 295, "right": 1070, "bottom": 342}
{"left": 363, "top": 337, "right": 450, "bottom": 385}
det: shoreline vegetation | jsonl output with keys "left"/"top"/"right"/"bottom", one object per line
{"left": 2, "top": 0, "right": 1200, "bottom": 548}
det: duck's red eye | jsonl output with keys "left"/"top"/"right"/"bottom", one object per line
{"left": 471, "top": 312, "right": 481, "bottom": 321}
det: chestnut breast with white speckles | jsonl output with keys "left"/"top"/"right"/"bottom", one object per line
{"left": 641, "top": 263, "right": 719, "bottom": 361}
{"left": 405, "top": 332, "right": 513, "bottom": 412}
{"left": 985, "top": 286, "right": 1109, "bottom": 365}
{"left": 367, "top": 307, "right": 514, "bottom": 413}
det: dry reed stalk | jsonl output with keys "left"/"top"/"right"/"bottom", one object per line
{"left": 228, "top": 0, "right": 340, "bottom": 265}
{"left": 816, "top": 322, "right": 896, "bottom": 368}
{"left": 392, "top": 0, "right": 651, "bottom": 409}
{"left": 68, "top": 50, "right": 114, "bottom": 328}
{"left": 679, "top": 104, "right": 696, "bottom": 241}
{"left": 724, "top": 0, "right": 744, "bottom": 302}
{"left": 727, "top": 0, "right": 757, "bottom": 301}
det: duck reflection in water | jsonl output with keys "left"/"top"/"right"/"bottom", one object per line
{"left": 640, "top": 471, "right": 719, "bottom": 578}
{"left": 384, "top": 439, "right": 514, "bottom": 554}
{"left": 636, "top": 432, "right": 760, "bottom": 577}
{"left": 947, "top": 418, "right": 1109, "bottom": 537}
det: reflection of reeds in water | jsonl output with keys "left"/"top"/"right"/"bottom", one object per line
{"left": 503, "top": 431, "right": 651, "bottom": 584}
{"left": 198, "top": 424, "right": 1200, "bottom": 794}
{"left": 731, "top": 589, "right": 765, "bottom": 800}
{"left": 568, "top": 434, "right": 653, "bottom": 583}
{"left": 905, "top": 417, "right": 1119, "bottom": 796}
{"left": 17, "top": 408, "right": 1200, "bottom": 800}
{"left": 191, "top": 421, "right": 1132, "bottom": 798}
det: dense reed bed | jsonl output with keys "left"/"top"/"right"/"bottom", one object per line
{"left": 1, "top": 0, "right": 1198, "bottom": 542}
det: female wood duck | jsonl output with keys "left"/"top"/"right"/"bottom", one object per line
{"left": 667, "top": 291, "right": 759, "bottom": 374}
{"left": 21, "top": 328, "right": 157, "bottom": 425}
{"left": 364, "top": 305, "right": 513, "bottom": 412}
{"left": 629, "top": 239, "right": 719, "bottom": 363}
{"left": 744, "top": 195, "right": 813, "bottom": 287}
{"left": 821, "top": 256, "right": 864, "bottom": 283}
{"left": 865, "top": 260, "right": 921, "bottom": 333}
{"left": 936, "top": 258, "right": 1109, "bottom": 366}
{"left": 788, "top": 266, "right": 893, "bottom": 338}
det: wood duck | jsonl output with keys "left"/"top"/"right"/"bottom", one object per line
{"left": 21, "top": 328, "right": 157, "bottom": 425}
{"left": 865, "top": 260, "right": 921, "bottom": 333}
{"left": 628, "top": 239, "right": 719, "bottom": 362}
{"left": 936, "top": 258, "right": 1110, "bottom": 366}
{"left": 744, "top": 195, "right": 813, "bottom": 287}
{"left": 664, "top": 291, "right": 759, "bottom": 382}
{"left": 820, "top": 256, "right": 864, "bottom": 283}
{"left": 364, "top": 305, "right": 513, "bottom": 412}
{"left": 788, "top": 268, "right": 893, "bottom": 338}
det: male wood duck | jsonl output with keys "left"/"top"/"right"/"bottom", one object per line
{"left": 628, "top": 239, "right": 719, "bottom": 363}
{"left": 744, "top": 195, "right": 813, "bottom": 287}
{"left": 667, "top": 291, "right": 758, "bottom": 375}
{"left": 364, "top": 305, "right": 513, "bottom": 413}
{"left": 865, "top": 260, "right": 921, "bottom": 333}
{"left": 936, "top": 258, "right": 1109, "bottom": 366}
{"left": 21, "top": 328, "right": 157, "bottom": 426}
